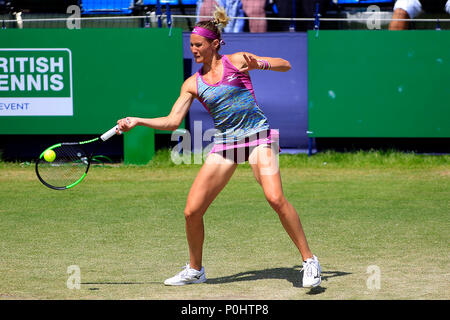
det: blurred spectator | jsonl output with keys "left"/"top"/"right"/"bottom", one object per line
{"left": 197, "top": 0, "right": 267, "bottom": 32}
{"left": 274, "top": 0, "right": 330, "bottom": 31}
{"left": 242, "top": 0, "right": 267, "bottom": 32}
{"left": 389, "top": 0, "right": 450, "bottom": 30}
{"left": 197, "top": 0, "right": 244, "bottom": 32}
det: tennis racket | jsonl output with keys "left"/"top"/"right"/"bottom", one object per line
{"left": 35, "top": 124, "right": 122, "bottom": 190}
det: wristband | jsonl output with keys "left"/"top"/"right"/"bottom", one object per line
{"left": 257, "top": 59, "right": 271, "bottom": 70}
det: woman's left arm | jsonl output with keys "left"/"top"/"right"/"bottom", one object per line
{"left": 230, "top": 52, "right": 292, "bottom": 73}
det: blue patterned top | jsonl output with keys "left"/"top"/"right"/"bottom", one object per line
{"left": 196, "top": 55, "right": 270, "bottom": 144}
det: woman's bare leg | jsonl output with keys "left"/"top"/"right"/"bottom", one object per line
{"left": 249, "top": 145, "right": 313, "bottom": 261}
{"left": 184, "top": 153, "right": 237, "bottom": 270}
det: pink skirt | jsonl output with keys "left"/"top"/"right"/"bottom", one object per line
{"left": 209, "top": 129, "right": 280, "bottom": 164}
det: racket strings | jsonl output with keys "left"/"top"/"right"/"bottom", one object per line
{"left": 37, "top": 145, "right": 89, "bottom": 188}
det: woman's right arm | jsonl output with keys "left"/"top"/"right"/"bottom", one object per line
{"left": 117, "top": 75, "right": 197, "bottom": 133}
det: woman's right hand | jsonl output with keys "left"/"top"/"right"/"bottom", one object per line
{"left": 117, "top": 117, "right": 139, "bottom": 133}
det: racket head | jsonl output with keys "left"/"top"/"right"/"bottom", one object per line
{"left": 35, "top": 143, "right": 91, "bottom": 190}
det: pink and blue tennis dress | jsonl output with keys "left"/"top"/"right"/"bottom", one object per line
{"left": 196, "top": 55, "right": 279, "bottom": 163}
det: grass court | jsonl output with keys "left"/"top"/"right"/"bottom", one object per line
{"left": 0, "top": 150, "right": 448, "bottom": 300}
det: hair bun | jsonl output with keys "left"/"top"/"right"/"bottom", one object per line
{"left": 213, "top": 6, "right": 230, "bottom": 29}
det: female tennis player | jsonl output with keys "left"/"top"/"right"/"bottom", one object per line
{"left": 117, "top": 7, "right": 321, "bottom": 288}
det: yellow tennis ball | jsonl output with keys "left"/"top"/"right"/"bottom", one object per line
{"left": 44, "top": 149, "right": 56, "bottom": 162}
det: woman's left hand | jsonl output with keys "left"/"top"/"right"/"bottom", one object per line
{"left": 239, "top": 53, "right": 260, "bottom": 72}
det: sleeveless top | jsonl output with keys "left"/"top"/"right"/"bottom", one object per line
{"left": 196, "top": 55, "right": 270, "bottom": 144}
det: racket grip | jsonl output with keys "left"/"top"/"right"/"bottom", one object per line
{"left": 100, "top": 125, "right": 122, "bottom": 141}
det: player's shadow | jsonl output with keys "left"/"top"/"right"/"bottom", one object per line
{"left": 206, "top": 266, "right": 351, "bottom": 293}
{"left": 80, "top": 281, "right": 161, "bottom": 289}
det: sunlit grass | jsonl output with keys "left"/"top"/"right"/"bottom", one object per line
{"left": 0, "top": 151, "right": 448, "bottom": 299}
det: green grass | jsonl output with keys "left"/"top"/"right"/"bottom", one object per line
{"left": 0, "top": 151, "right": 449, "bottom": 300}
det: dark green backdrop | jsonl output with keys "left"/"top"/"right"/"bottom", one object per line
{"left": 308, "top": 30, "right": 450, "bottom": 138}
{"left": 0, "top": 28, "right": 184, "bottom": 134}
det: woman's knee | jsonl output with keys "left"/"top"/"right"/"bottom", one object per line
{"left": 265, "top": 193, "right": 287, "bottom": 211}
{"left": 184, "top": 205, "right": 205, "bottom": 220}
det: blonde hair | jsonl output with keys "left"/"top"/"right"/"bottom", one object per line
{"left": 212, "top": 6, "right": 230, "bottom": 29}
{"left": 195, "top": 6, "right": 230, "bottom": 42}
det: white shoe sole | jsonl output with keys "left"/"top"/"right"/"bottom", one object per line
{"left": 303, "top": 277, "right": 322, "bottom": 288}
{"left": 164, "top": 277, "right": 207, "bottom": 286}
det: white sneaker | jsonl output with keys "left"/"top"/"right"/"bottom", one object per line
{"left": 164, "top": 264, "right": 207, "bottom": 286}
{"left": 301, "top": 255, "right": 322, "bottom": 288}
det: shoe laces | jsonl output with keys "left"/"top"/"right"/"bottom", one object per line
{"left": 301, "top": 259, "right": 318, "bottom": 277}
{"left": 179, "top": 263, "right": 191, "bottom": 277}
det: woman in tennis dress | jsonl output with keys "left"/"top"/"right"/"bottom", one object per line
{"left": 117, "top": 7, "right": 321, "bottom": 288}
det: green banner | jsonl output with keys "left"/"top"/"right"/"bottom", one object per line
{"left": 308, "top": 30, "right": 450, "bottom": 138}
{"left": 0, "top": 28, "right": 183, "bottom": 133}
{"left": 0, "top": 49, "right": 71, "bottom": 98}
